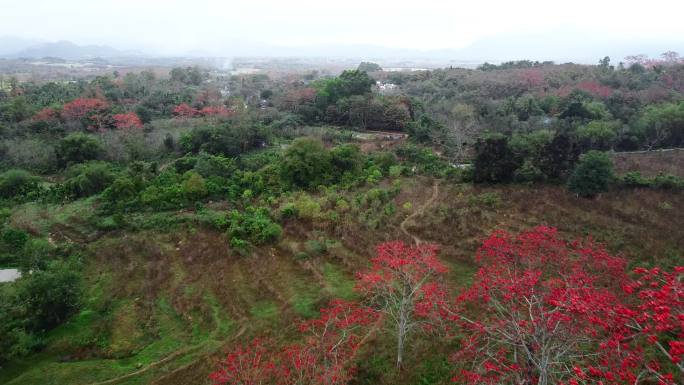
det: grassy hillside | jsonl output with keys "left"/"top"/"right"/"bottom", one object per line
{"left": 1, "top": 175, "right": 682, "bottom": 385}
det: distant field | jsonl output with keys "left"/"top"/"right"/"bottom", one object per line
{"left": 612, "top": 148, "right": 684, "bottom": 177}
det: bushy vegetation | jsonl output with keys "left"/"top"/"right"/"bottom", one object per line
{"left": 567, "top": 150, "right": 614, "bottom": 197}
{"left": 0, "top": 169, "right": 40, "bottom": 200}
{"left": 0, "top": 55, "right": 683, "bottom": 384}
{"left": 0, "top": 258, "right": 81, "bottom": 364}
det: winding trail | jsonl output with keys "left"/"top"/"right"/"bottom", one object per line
{"left": 86, "top": 323, "right": 248, "bottom": 385}
{"left": 400, "top": 180, "right": 440, "bottom": 246}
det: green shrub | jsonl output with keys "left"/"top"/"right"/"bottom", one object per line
{"left": 16, "top": 259, "right": 81, "bottom": 330}
{"left": 195, "top": 209, "right": 230, "bottom": 230}
{"left": 620, "top": 171, "right": 650, "bottom": 187}
{"left": 194, "top": 152, "right": 236, "bottom": 178}
{"left": 653, "top": 173, "right": 684, "bottom": 189}
{"left": 395, "top": 144, "right": 445, "bottom": 176}
{"left": 56, "top": 133, "right": 102, "bottom": 167}
{"left": 181, "top": 171, "right": 208, "bottom": 200}
{"left": 280, "top": 203, "right": 298, "bottom": 218}
{"left": 368, "top": 151, "right": 398, "bottom": 173}
{"left": 228, "top": 207, "right": 282, "bottom": 247}
{"left": 472, "top": 135, "right": 519, "bottom": 183}
{"left": 292, "top": 193, "right": 322, "bottom": 220}
{"left": 63, "top": 162, "right": 116, "bottom": 198}
{"left": 19, "top": 238, "right": 55, "bottom": 273}
{"left": 388, "top": 165, "right": 404, "bottom": 178}
{"left": 0, "top": 169, "right": 40, "bottom": 199}
{"left": 468, "top": 192, "right": 502, "bottom": 208}
{"left": 1, "top": 227, "right": 29, "bottom": 253}
{"left": 0, "top": 258, "right": 82, "bottom": 363}
{"left": 281, "top": 137, "right": 332, "bottom": 189}
{"left": 576, "top": 120, "right": 618, "bottom": 150}
{"left": 101, "top": 176, "right": 140, "bottom": 205}
{"left": 514, "top": 160, "right": 546, "bottom": 183}
{"left": 567, "top": 151, "right": 614, "bottom": 198}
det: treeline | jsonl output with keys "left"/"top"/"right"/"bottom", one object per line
{"left": 387, "top": 55, "right": 684, "bottom": 160}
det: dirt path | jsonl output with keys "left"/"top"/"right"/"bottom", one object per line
{"left": 400, "top": 180, "right": 440, "bottom": 246}
{"left": 86, "top": 323, "right": 248, "bottom": 385}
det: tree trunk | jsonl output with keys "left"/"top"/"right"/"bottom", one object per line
{"left": 396, "top": 299, "right": 407, "bottom": 369}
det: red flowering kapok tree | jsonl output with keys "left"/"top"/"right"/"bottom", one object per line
{"left": 61, "top": 97, "right": 110, "bottom": 130}
{"left": 32, "top": 107, "right": 60, "bottom": 122}
{"left": 112, "top": 112, "right": 143, "bottom": 129}
{"left": 280, "top": 300, "right": 378, "bottom": 385}
{"left": 618, "top": 267, "right": 683, "bottom": 384}
{"left": 199, "top": 105, "right": 235, "bottom": 118}
{"left": 356, "top": 241, "right": 448, "bottom": 369}
{"left": 173, "top": 103, "right": 198, "bottom": 119}
{"left": 210, "top": 300, "right": 378, "bottom": 385}
{"left": 450, "top": 226, "right": 683, "bottom": 385}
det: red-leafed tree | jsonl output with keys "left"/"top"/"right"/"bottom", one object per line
{"left": 32, "top": 107, "right": 59, "bottom": 122}
{"left": 61, "top": 97, "right": 110, "bottom": 130}
{"left": 449, "top": 226, "right": 682, "bottom": 385}
{"left": 576, "top": 81, "right": 613, "bottom": 98}
{"left": 173, "top": 103, "right": 198, "bottom": 119}
{"left": 210, "top": 300, "right": 378, "bottom": 385}
{"left": 280, "top": 300, "right": 378, "bottom": 385}
{"left": 61, "top": 98, "right": 109, "bottom": 120}
{"left": 557, "top": 81, "right": 612, "bottom": 99}
{"left": 356, "top": 241, "right": 448, "bottom": 368}
{"left": 112, "top": 112, "right": 143, "bottom": 129}
{"left": 209, "top": 338, "right": 276, "bottom": 385}
{"left": 618, "top": 266, "right": 683, "bottom": 384}
{"left": 200, "top": 105, "right": 235, "bottom": 118}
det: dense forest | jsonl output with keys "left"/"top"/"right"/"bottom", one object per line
{"left": 0, "top": 54, "right": 682, "bottom": 385}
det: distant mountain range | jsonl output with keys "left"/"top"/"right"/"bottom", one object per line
{"left": 0, "top": 37, "right": 138, "bottom": 59}
{"left": 1, "top": 34, "right": 683, "bottom": 64}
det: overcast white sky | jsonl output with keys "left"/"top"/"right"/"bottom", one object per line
{"left": 2, "top": 0, "right": 684, "bottom": 56}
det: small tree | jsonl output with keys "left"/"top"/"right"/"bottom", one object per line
{"left": 61, "top": 97, "right": 109, "bottom": 130}
{"left": 210, "top": 300, "right": 378, "bottom": 385}
{"left": 0, "top": 169, "right": 40, "bottom": 199}
{"left": 356, "top": 241, "right": 448, "bottom": 368}
{"left": 357, "top": 62, "right": 382, "bottom": 72}
{"left": 173, "top": 103, "right": 198, "bottom": 119}
{"left": 473, "top": 135, "right": 520, "bottom": 183}
{"left": 55, "top": 133, "right": 102, "bottom": 167}
{"left": 567, "top": 150, "right": 613, "bottom": 198}
{"left": 112, "top": 112, "right": 143, "bottom": 129}
{"left": 281, "top": 138, "right": 332, "bottom": 189}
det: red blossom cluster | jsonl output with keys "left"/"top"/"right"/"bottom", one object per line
{"left": 558, "top": 81, "right": 613, "bottom": 98}
{"left": 32, "top": 107, "right": 59, "bottom": 122}
{"left": 60, "top": 97, "right": 110, "bottom": 130}
{"left": 61, "top": 98, "right": 109, "bottom": 120}
{"left": 112, "top": 112, "right": 143, "bottom": 129}
{"left": 356, "top": 241, "right": 448, "bottom": 368}
{"left": 210, "top": 228, "right": 682, "bottom": 385}
{"left": 199, "top": 105, "right": 235, "bottom": 118}
{"left": 210, "top": 300, "right": 378, "bottom": 385}
{"left": 451, "top": 226, "right": 681, "bottom": 385}
{"left": 173, "top": 103, "right": 235, "bottom": 119}
{"left": 172, "top": 103, "right": 198, "bottom": 118}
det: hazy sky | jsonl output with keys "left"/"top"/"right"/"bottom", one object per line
{"left": 2, "top": 0, "right": 684, "bottom": 55}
